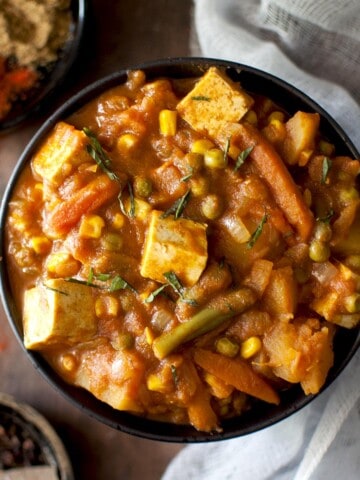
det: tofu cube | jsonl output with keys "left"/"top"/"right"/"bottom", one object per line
{"left": 32, "top": 122, "right": 91, "bottom": 186}
{"left": 140, "top": 210, "right": 208, "bottom": 287}
{"left": 23, "top": 278, "right": 97, "bottom": 350}
{"left": 176, "top": 67, "right": 254, "bottom": 138}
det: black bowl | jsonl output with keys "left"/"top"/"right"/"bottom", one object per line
{"left": 0, "top": 0, "right": 86, "bottom": 133}
{"left": 1, "top": 58, "right": 359, "bottom": 442}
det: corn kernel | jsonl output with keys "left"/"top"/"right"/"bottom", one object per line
{"left": 268, "top": 111, "right": 285, "bottom": 123}
{"left": 95, "top": 296, "right": 119, "bottom": 318}
{"left": 215, "top": 337, "right": 239, "bottom": 357}
{"left": 46, "top": 252, "right": 80, "bottom": 277}
{"left": 112, "top": 212, "right": 126, "bottom": 229}
{"left": 125, "top": 198, "right": 152, "bottom": 221}
{"left": 79, "top": 214, "right": 105, "bottom": 239}
{"left": 243, "top": 109, "right": 258, "bottom": 125}
{"left": 191, "top": 138, "right": 215, "bottom": 154}
{"left": 204, "top": 148, "right": 227, "bottom": 169}
{"left": 147, "top": 373, "right": 168, "bottom": 393}
{"left": 46, "top": 253, "right": 79, "bottom": 276}
{"left": 159, "top": 109, "right": 177, "bottom": 136}
{"left": 117, "top": 133, "right": 138, "bottom": 151}
{"left": 144, "top": 326, "right": 155, "bottom": 345}
{"left": 319, "top": 140, "right": 335, "bottom": 157}
{"left": 240, "top": 336, "right": 262, "bottom": 359}
{"left": 30, "top": 236, "right": 52, "bottom": 255}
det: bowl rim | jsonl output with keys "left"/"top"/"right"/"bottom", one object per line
{"left": 0, "top": 0, "right": 87, "bottom": 133}
{"left": 0, "top": 392, "right": 74, "bottom": 478}
{"left": 1, "top": 57, "right": 359, "bottom": 442}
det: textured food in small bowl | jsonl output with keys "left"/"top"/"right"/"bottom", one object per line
{"left": 0, "top": 58, "right": 359, "bottom": 442}
{"left": 0, "top": 0, "right": 86, "bottom": 132}
{"left": 0, "top": 393, "right": 73, "bottom": 478}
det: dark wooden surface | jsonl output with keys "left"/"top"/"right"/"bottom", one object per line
{"left": 0, "top": 1, "right": 194, "bottom": 478}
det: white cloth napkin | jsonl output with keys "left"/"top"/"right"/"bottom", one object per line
{"left": 162, "top": 1, "right": 360, "bottom": 479}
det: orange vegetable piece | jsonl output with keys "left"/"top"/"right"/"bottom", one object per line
{"left": 232, "top": 122, "right": 315, "bottom": 242}
{"left": 193, "top": 348, "right": 280, "bottom": 405}
{"left": 47, "top": 174, "right": 123, "bottom": 236}
{"left": 185, "top": 360, "right": 219, "bottom": 432}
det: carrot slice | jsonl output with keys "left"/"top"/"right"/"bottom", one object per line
{"left": 231, "top": 123, "right": 314, "bottom": 242}
{"left": 47, "top": 174, "right": 122, "bottom": 236}
{"left": 186, "top": 360, "right": 219, "bottom": 432}
{"left": 193, "top": 348, "right": 280, "bottom": 405}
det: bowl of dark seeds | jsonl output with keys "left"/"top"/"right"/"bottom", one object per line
{"left": 0, "top": 393, "right": 73, "bottom": 479}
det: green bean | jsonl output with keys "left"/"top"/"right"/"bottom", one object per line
{"left": 152, "top": 287, "right": 256, "bottom": 359}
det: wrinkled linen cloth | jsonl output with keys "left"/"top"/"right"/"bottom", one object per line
{"left": 162, "top": 1, "right": 360, "bottom": 479}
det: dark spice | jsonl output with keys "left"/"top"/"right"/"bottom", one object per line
{"left": 0, "top": 414, "right": 47, "bottom": 469}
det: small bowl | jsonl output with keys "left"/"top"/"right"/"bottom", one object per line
{"left": 0, "top": 0, "right": 86, "bottom": 133}
{"left": 0, "top": 58, "right": 359, "bottom": 442}
{"left": 0, "top": 392, "right": 73, "bottom": 478}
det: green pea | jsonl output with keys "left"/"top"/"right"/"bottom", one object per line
{"left": 309, "top": 239, "right": 330, "bottom": 263}
{"left": 134, "top": 176, "right": 152, "bottom": 198}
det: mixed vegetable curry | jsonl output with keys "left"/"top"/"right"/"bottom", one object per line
{"left": 5, "top": 67, "right": 360, "bottom": 432}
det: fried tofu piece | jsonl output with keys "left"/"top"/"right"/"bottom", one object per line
{"left": 140, "top": 210, "right": 208, "bottom": 287}
{"left": 176, "top": 67, "right": 254, "bottom": 138}
{"left": 32, "top": 122, "right": 91, "bottom": 186}
{"left": 23, "top": 278, "right": 97, "bottom": 350}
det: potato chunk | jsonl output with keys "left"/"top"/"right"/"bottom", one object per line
{"left": 32, "top": 122, "right": 91, "bottom": 186}
{"left": 23, "top": 279, "right": 97, "bottom": 350}
{"left": 282, "top": 111, "right": 320, "bottom": 165}
{"left": 176, "top": 67, "right": 254, "bottom": 138}
{"left": 140, "top": 210, "right": 208, "bottom": 287}
{"left": 263, "top": 318, "right": 334, "bottom": 394}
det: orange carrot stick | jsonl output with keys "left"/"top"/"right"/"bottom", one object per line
{"left": 232, "top": 123, "right": 314, "bottom": 242}
{"left": 193, "top": 348, "right": 280, "bottom": 405}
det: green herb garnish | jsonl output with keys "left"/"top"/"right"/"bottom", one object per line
{"left": 321, "top": 157, "right": 332, "bottom": 184}
{"left": 247, "top": 213, "right": 268, "bottom": 249}
{"left": 163, "top": 271, "right": 183, "bottom": 296}
{"left": 234, "top": 146, "right": 254, "bottom": 172}
{"left": 224, "top": 137, "right": 231, "bottom": 164}
{"left": 118, "top": 181, "right": 135, "bottom": 218}
{"left": 43, "top": 284, "right": 69, "bottom": 296}
{"left": 163, "top": 271, "right": 197, "bottom": 306}
{"left": 181, "top": 167, "right": 194, "bottom": 183}
{"left": 317, "top": 209, "right": 335, "bottom": 224}
{"left": 191, "top": 95, "right": 211, "bottom": 101}
{"left": 171, "top": 365, "right": 179, "bottom": 385}
{"left": 94, "top": 272, "right": 112, "bottom": 281}
{"left": 83, "top": 127, "right": 119, "bottom": 182}
{"left": 145, "top": 284, "right": 168, "bottom": 303}
{"left": 65, "top": 277, "right": 101, "bottom": 289}
{"left": 109, "top": 275, "right": 137, "bottom": 293}
{"left": 161, "top": 190, "right": 191, "bottom": 219}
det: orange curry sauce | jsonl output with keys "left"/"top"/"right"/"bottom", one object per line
{"left": 5, "top": 68, "right": 360, "bottom": 432}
